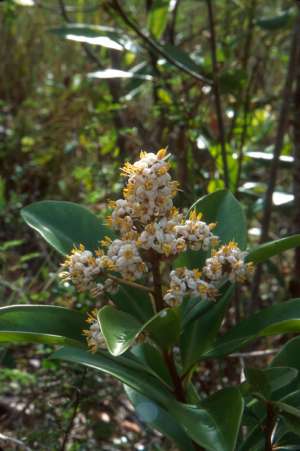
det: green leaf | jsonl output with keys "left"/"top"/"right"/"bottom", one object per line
{"left": 147, "top": 0, "right": 170, "bottom": 39}
{"left": 271, "top": 336, "right": 300, "bottom": 380}
{"left": 206, "top": 299, "right": 300, "bottom": 358}
{"left": 125, "top": 386, "right": 195, "bottom": 451}
{"left": 0, "top": 305, "right": 86, "bottom": 346}
{"left": 191, "top": 190, "right": 247, "bottom": 249}
{"left": 53, "top": 345, "right": 172, "bottom": 405}
{"left": 247, "top": 235, "right": 300, "bottom": 264}
{"left": 159, "top": 43, "right": 201, "bottom": 73}
{"left": 49, "top": 24, "right": 133, "bottom": 51}
{"left": 130, "top": 343, "right": 173, "bottom": 387}
{"left": 264, "top": 367, "right": 299, "bottom": 394}
{"left": 110, "top": 285, "right": 154, "bottom": 323}
{"left": 98, "top": 305, "right": 180, "bottom": 356}
{"left": 88, "top": 69, "right": 152, "bottom": 80}
{"left": 256, "top": 11, "right": 293, "bottom": 30}
{"left": 172, "top": 387, "right": 244, "bottom": 451}
{"left": 176, "top": 190, "right": 247, "bottom": 269}
{"left": 53, "top": 347, "right": 243, "bottom": 450}
{"left": 145, "top": 307, "right": 180, "bottom": 349}
{"left": 181, "top": 285, "right": 234, "bottom": 371}
{"left": 244, "top": 367, "right": 271, "bottom": 398}
{"left": 21, "top": 201, "right": 112, "bottom": 255}
{"left": 98, "top": 306, "right": 141, "bottom": 356}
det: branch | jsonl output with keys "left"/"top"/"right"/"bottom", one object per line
{"left": 264, "top": 402, "right": 277, "bottom": 451}
{"left": 251, "top": 8, "right": 300, "bottom": 303}
{"left": 60, "top": 369, "right": 87, "bottom": 451}
{"left": 206, "top": 0, "right": 229, "bottom": 188}
{"left": 108, "top": 0, "right": 213, "bottom": 86}
{"left": 107, "top": 274, "right": 154, "bottom": 294}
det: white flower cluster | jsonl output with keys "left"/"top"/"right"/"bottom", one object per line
{"left": 60, "top": 149, "right": 254, "bottom": 353}
{"left": 203, "top": 242, "right": 253, "bottom": 283}
{"left": 163, "top": 268, "right": 218, "bottom": 305}
{"left": 83, "top": 310, "right": 106, "bottom": 353}
{"left": 175, "top": 211, "right": 218, "bottom": 251}
{"left": 137, "top": 210, "right": 218, "bottom": 257}
{"left": 60, "top": 245, "right": 101, "bottom": 292}
{"left": 108, "top": 198, "right": 134, "bottom": 235}
{"left": 60, "top": 244, "right": 117, "bottom": 294}
{"left": 138, "top": 215, "right": 186, "bottom": 256}
{"left": 121, "top": 149, "right": 177, "bottom": 224}
{"left": 107, "top": 239, "right": 146, "bottom": 280}
{"left": 164, "top": 241, "right": 253, "bottom": 305}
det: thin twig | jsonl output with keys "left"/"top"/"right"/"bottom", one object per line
{"left": 206, "top": 0, "right": 229, "bottom": 188}
{"left": 251, "top": 9, "right": 300, "bottom": 304}
{"left": 108, "top": 0, "right": 212, "bottom": 85}
{"left": 108, "top": 274, "right": 154, "bottom": 293}
{"left": 229, "top": 349, "right": 279, "bottom": 358}
{"left": 264, "top": 402, "right": 277, "bottom": 451}
{"left": 60, "top": 369, "right": 87, "bottom": 451}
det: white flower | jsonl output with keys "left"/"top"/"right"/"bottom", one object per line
{"left": 175, "top": 210, "right": 219, "bottom": 251}
{"left": 107, "top": 239, "right": 146, "bottom": 280}
{"left": 203, "top": 241, "right": 253, "bottom": 283}
{"left": 83, "top": 310, "right": 106, "bottom": 353}
{"left": 121, "top": 149, "right": 178, "bottom": 223}
{"left": 60, "top": 244, "right": 101, "bottom": 291}
{"left": 163, "top": 267, "right": 218, "bottom": 305}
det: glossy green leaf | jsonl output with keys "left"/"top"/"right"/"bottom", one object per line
{"left": 0, "top": 305, "right": 86, "bottom": 346}
{"left": 264, "top": 367, "right": 299, "bottom": 394}
{"left": 88, "top": 69, "right": 152, "bottom": 80}
{"left": 130, "top": 343, "right": 173, "bottom": 388}
{"left": 125, "top": 386, "right": 195, "bottom": 451}
{"left": 190, "top": 190, "right": 247, "bottom": 249}
{"left": 181, "top": 285, "right": 234, "bottom": 371}
{"left": 53, "top": 347, "right": 243, "bottom": 450}
{"left": 244, "top": 367, "right": 271, "bottom": 398}
{"left": 206, "top": 299, "right": 300, "bottom": 358}
{"left": 148, "top": 0, "right": 170, "bottom": 39}
{"left": 145, "top": 307, "right": 180, "bottom": 349}
{"left": 271, "top": 336, "right": 300, "bottom": 380}
{"left": 171, "top": 387, "right": 244, "bottom": 451}
{"left": 21, "top": 201, "right": 112, "bottom": 255}
{"left": 176, "top": 190, "right": 247, "bottom": 269}
{"left": 159, "top": 43, "right": 201, "bottom": 73}
{"left": 50, "top": 24, "right": 132, "bottom": 51}
{"left": 98, "top": 306, "right": 141, "bottom": 356}
{"left": 53, "top": 345, "right": 172, "bottom": 405}
{"left": 98, "top": 305, "right": 180, "bottom": 356}
{"left": 247, "top": 235, "right": 300, "bottom": 264}
{"left": 110, "top": 285, "right": 154, "bottom": 323}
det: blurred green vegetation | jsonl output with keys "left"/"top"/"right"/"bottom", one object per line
{"left": 1, "top": 0, "right": 299, "bottom": 449}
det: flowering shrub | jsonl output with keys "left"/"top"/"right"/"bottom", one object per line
{"left": 1, "top": 149, "right": 300, "bottom": 450}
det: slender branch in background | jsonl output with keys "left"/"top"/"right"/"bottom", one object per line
{"left": 251, "top": 10, "right": 300, "bottom": 304}
{"left": 228, "top": 0, "right": 257, "bottom": 152}
{"left": 263, "top": 402, "right": 277, "bottom": 451}
{"left": 57, "top": 0, "right": 129, "bottom": 161}
{"left": 234, "top": 64, "right": 258, "bottom": 194}
{"left": 108, "top": 0, "right": 213, "bottom": 85}
{"left": 108, "top": 274, "right": 154, "bottom": 293}
{"left": 57, "top": 0, "right": 104, "bottom": 68}
{"left": 205, "top": 0, "right": 229, "bottom": 188}
{"left": 291, "top": 18, "right": 300, "bottom": 297}
{"left": 60, "top": 369, "right": 87, "bottom": 451}
{"left": 168, "top": 0, "right": 181, "bottom": 45}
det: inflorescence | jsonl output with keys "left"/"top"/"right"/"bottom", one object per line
{"left": 60, "top": 149, "right": 253, "bottom": 351}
